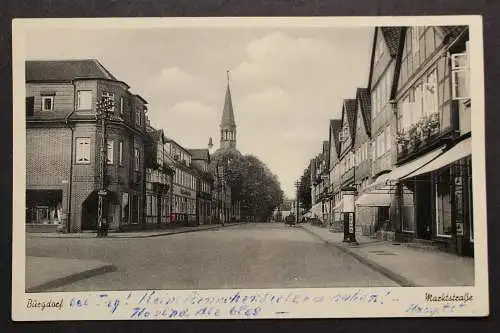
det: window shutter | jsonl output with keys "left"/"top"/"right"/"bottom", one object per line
{"left": 26, "top": 96, "right": 34, "bottom": 116}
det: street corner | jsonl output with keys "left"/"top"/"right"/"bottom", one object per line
{"left": 26, "top": 256, "right": 116, "bottom": 293}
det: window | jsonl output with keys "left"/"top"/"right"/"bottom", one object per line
{"left": 41, "top": 96, "right": 54, "bottom": 111}
{"left": 102, "top": 92, "right": 115, "bottom": 112}
{"left": 120, "top": 97, "right": 124, "bottom": 114}
{"left": 435, "top": 168, "right": 452, "bottom": 237}
{"left": 136, "top": 109, "right": 142, "bottom": 127}
{"left": 152, "top": 196, "right": 157, "bottom": 217}
{"left": 134, "top": 148, "right": 140, "bottom": 171}
{"left": 77, "top": 90, "right": 92, "bottom": 110}
{"left": 121, "top": 193, "right": 129, "bottom": 224}
{"left": 107, "top": 140, "right": 114, "bottom": 164}
{"left": 451, "top": 42, "right": 470, "bottom": 100}
{"left": 76, "top": 138, "right": 91, "bottom": 164}
{"left": 146, "top": 195, "right": 152, "bottom": 216}
{"left": 119, "top": 141, "right": 123, "bottom": 166}
{"left": 375, "top": 133, "right": 384, "bottom": 158}
{"left": 385, "top": 125, "right": 391, "bottom": 151}
{"left": 423, "top": 69, "right": 438, "bottom": 116}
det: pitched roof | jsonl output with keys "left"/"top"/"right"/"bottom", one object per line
{"left": 146, "top": 126, "right": 164, "bottom": 143}
{"left": 380, "top": 27, "right": 404, "bottom": 57}
{"left": 355, "top": 88, "right": 372, "bottom": 136}
{"left": 220, "top": 83, "right": 236, "bottom": 127}
{"left": 26, "top": 59, "right": 118, "bottom": 82}
{"left": 344, "top": 99, "right": 357, "bottom": 140}
{"left": 188, "top": 149, "right": 210, "bottom": 161}
{"left": 330, "top": 119, "right": 343, "bottom": 156}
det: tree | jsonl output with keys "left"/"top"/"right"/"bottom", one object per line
{"left": 297, "top": 166, "right": 312, "bottom": 211}
{"left": 211, "top": 149, "right": 284, "bottom": 221}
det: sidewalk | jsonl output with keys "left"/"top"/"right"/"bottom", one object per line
{"left": 26, "top": 256, "right": 116, "bottom": 293}
{"left": 301, "top": 223, "right": 474, "bottom": 287}
{"left": 27, "top": 222, "right": 242, "bottom": 239}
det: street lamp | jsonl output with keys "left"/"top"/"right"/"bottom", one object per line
{"left": 96, "top": 95, "right": 114, "bottom": 238}
{"left": 294, "top": 180, "right": 301, "bottom": 224}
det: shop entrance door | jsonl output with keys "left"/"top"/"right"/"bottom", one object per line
{"left": 416, "top": 175, "right": 432, "bottom": 240}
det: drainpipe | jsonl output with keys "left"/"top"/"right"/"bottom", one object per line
{"left": 63, "top": 82, "right": 77, "bottom": 233}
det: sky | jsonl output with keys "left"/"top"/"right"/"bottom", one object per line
{"left": 25, "top": 24, "right": 373, "bottom": 198}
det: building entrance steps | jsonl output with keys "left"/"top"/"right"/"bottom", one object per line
{"left": 300, "top": 223, "right": 474, "bottom": 287}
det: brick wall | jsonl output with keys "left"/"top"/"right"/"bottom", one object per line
{"left": 26, "top": 127, "right": 72, "bottom": 186}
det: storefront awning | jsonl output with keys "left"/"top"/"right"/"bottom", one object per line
{"left": 355, "top": 187, "right": 393, "bottom": 207}
{"left": 366, "top": 147, "right": 445, "bottom": 190}
{"left": 402, "top": 137, "right": 471, "bottom": 179}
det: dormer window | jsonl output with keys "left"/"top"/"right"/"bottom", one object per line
{"left": 41, "top": 95, "right": 54, "bottom": 111}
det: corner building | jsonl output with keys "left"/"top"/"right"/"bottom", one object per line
{"left": 26, "top": 60, "right": 147, "bottom": 232}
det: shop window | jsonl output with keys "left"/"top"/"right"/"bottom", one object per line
{"left": 435, "top": 168, "right": 452, "bottom": 237}
{"left": 401, "top": 184, "right": 416, "bottom": 232}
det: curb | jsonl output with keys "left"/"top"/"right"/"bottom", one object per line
{"left": 26, "top": 263, "right": 117, "bottom": 293}
{"left": 28, "top": 223, "right": 242, "bottom": 239}
{"left": 299, "top": 225, "right": 418, "bottom": 287}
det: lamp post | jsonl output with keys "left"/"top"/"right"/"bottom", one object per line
{"left": 96, "top": 95, "right": 114, "bottom": 238}
{"left": 294, "top": 180, "right": 301, "bottom": 224}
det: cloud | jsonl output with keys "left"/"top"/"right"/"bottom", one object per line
{"left": 152, "top": 101, "right": 219, "bottom": 149}
{"left": 143, "top": 67, "right": 220, "bottom": 107}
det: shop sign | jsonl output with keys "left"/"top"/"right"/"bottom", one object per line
{"left": 348, "top": 214, "right": 354, "bottom": 233}
{"left": 456, "top": 222, "right": 464, "bottom": 236}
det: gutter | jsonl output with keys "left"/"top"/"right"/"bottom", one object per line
{"left": 62, "top": 82, "right": 77, "bottom": 233}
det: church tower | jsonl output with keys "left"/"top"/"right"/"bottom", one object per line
{"left": 220, "top": 71, "right": 237, "bottom": 149}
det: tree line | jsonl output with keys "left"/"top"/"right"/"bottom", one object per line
{"left": 211, "top": 149, "right": 284, "bottom": 221}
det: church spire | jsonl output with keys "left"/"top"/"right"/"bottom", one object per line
{"left": 220, "top": 70, "right": 237, "bottom": 149}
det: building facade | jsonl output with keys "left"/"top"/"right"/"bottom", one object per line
{"left": 391, "top": 26, "right": 472, "bottom": 255}
{"left": 26, "top": 60, "right": 147, "bottom": 233}
{"left": 189, "top": 149, "right": 213, "bottom": 225}
{"left": 166, "top": 139, "right": 197, "bottom": 226}
{"left": 144, "top": 126, "right": 174, "bottom": 228}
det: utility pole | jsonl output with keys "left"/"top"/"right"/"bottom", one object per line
{"left": 96, "top": 95, "right": 114, "bottom": 238}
